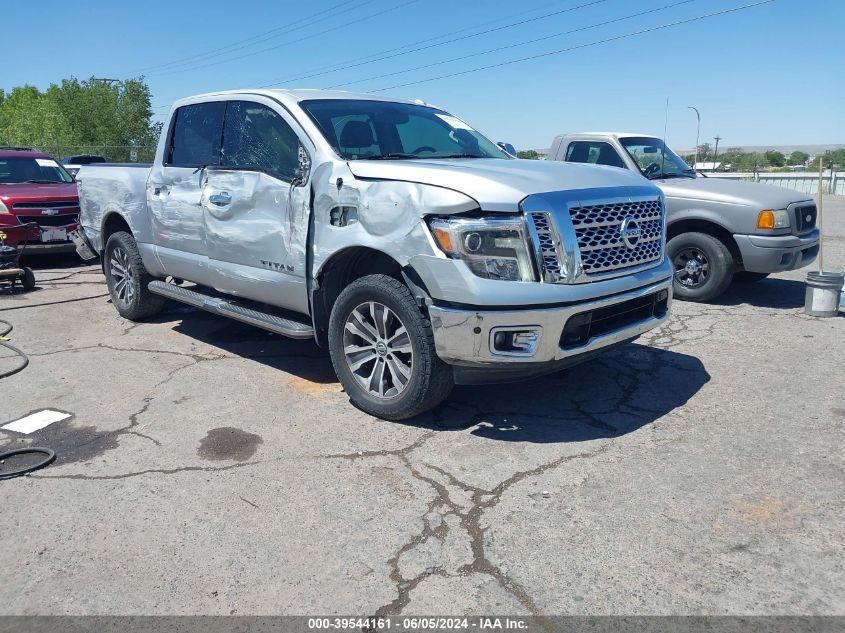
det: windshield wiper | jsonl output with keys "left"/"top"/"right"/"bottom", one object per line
{"left": 23, "top": 179, "right": 62, "bottom": 184}
{"left": 426, "top": 153, "right": 486, "bottom": 159}
{"left": 359, "top": 153, "right": 420, "bottom": 160}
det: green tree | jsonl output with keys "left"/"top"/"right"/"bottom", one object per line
{"left": 517, "top": 149, "right": 539, "bottom": 160}
{"left": 0, "top": 76, "right": 159, "bottom": 161}
{"left": 764, "top": 150, "right": 785, "bottom": 167}
{"left": 789, "top": 150, "right": 808, "bottom": 166}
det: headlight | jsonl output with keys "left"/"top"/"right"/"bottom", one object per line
{"left": 427, "top": 215, "right": 535, "bottom": 282}
{"left": 0, "top": 199, "right": 9, "bottom": 214}
{"left": 757, "top": 209, "right": 789, "bottom": 229}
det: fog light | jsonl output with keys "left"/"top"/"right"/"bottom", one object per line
{"left": 490, "top": 327, "right": 541, "bottom": 355}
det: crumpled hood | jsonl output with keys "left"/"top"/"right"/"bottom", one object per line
{"left": 347, "top": 158, "right": 655, "bottom": 212}
{"left": 657, "top": 176, "right": 812, "bottom": 208}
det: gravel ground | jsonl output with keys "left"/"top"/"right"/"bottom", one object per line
{"left": 0, "top": 196, "right": 842, "bottom": 616}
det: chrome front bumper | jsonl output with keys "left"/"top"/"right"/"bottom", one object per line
{"left": 428, "top": 276, "right": 672, "bottom": 372}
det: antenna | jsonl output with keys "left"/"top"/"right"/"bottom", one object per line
{"left": 661, "top": 96, "right": 669, "bottom": 175}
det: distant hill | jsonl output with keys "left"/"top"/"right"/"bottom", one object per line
{"left": 672, "top": 144, "right": 845, "bottom": 156}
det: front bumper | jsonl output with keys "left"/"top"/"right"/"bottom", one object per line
{"left": 428, "top": 275, "right": 672, "bottom": 384}
{"left": 734, "top": 229, "right": 819, "bottom": 273}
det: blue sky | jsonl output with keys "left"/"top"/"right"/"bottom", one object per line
{"left": 4, "top": 0, "right": 843, "bottom": 150}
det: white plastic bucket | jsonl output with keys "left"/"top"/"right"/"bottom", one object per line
{"left": 805, "top": 271, "right": 845, "bottom": 317}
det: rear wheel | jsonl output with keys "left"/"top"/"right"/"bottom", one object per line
{"left": 734, "top": 271, "right": 770, "bottom": 283}
{"left": 668, "top": 231, "right": 734, "bottom": 302}
{"left": 328, "top": 274, "right": 453, "bottom": 420}
{"left": 104, "top": 231, "right": 165, "bottom": 320}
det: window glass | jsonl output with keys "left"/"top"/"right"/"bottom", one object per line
{"left": 565, "top": 141, "right": 625, "bottom": 168}
{"left": 620, "top": 137, "right": 694, "bottom": 180}
{"left": 0, "top": 157, "right": 72, "bottom": 183}
{"left": 222, "top": 101, "right": 300, "bottom": 181}
{"left": 300, "top": 99, "right": 507, "bottom": 160}
{"left": 168, "top": 102, "right": 225, "bottom": 167}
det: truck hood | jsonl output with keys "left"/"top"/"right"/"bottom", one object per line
{"left": 347, "top": 158, "right": 653, "bottom": 212}
{"left": 655, "top": 176, "right": 812, "bottom": 209}
{"left": 0, "top": 182, "right": 78, "bottom": 205}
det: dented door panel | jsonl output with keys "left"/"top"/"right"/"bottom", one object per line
{"left": 202, "top": 169, "right": 310, "bottom": 314}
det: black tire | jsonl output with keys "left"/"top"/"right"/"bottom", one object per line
{"left": 734, "top": 271, "right": 770, "bottom": 283}
{"left": 21, "top": 267, "right": 35, "bottom": 290}
{"left": 668, "top": 231, "right": 734, "bottom": 302}
{"left": 328, "top": 274, "right": 453, "bottom": 420}
{"left": 104, "top": 231, "right": 165, "bottom": 320}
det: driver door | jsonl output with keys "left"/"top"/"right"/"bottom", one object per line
{"left": 201, "top": 100, "right": 311, "bottom": 315}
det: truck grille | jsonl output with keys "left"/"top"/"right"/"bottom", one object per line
{"left": 569, "top": 199, "right": 663, "bottom": 275}
{"left": 11, "top": 200, "right": 79, "bottom": 210}
{"left": 527, "top": 212, "right": 562, "bottom": 279}
{"left": 794, "top": 203, "right": 817, "bottom": 234}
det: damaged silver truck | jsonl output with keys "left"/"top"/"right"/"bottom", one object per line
{"left": 73, "top": 90, "right": 672, "bottom": 419}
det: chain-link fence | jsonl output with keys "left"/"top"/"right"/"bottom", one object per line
{"left": 15, "top": 143, "right": 157, "bottom": 164}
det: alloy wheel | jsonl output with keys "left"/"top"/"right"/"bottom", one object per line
{"left": 343, "top": 301, "right": 413, "bottom": 399}
{"left": 109, "top": 245, "right": 136, "bottom": 307}
{"left": 673, "top": 247, "right": 710, "bottom": 289}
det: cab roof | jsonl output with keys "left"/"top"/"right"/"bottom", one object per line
{"left": 171, "top": 88, "right": 425, "bottom": 110}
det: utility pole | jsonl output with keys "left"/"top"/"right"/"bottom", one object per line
{"left": 713, "top": 135, "right": 722, "bottom": 171}
{"left": 688, "top": 106, "right": 700, "bottom": 169}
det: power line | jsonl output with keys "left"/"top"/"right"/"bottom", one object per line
{"left": 257, "top": 0, "right": 609, "bottom": 88}
{"left": 370, "top": 0, "right": 775, "bottom": 92}
{"left": 127, "top": 0, "right": 365, "bottom": 75}
{"left": 151, "top": 0, "right": 420, "bottom": 78}
{"left": 328, "top": 0, "right": 698, "bottom": 89}
{"left": 254, "top": 0, "right": 564, "bottom": 88}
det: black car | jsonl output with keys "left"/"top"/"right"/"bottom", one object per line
{"left": 61, "top": 154, "right": 106, "bottom": 165}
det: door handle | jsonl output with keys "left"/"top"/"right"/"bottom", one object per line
{"left": 208, "top": 192, "right": 231, "bottom": 206}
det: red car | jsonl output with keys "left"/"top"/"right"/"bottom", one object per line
{"left": 0, "top": 147, "right": 80, "bottom": 254}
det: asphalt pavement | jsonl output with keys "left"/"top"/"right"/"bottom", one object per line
{"left": 0, "top": 196, "right": 842, "bottom": 616}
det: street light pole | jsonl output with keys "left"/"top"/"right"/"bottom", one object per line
{"left": 713, "top": 135, "right": 722, "bottom": 171}
{"left": 688, "top": 106, "right": 700, "bottom": 169}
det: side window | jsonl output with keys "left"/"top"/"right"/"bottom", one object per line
{"left": 222, "top": 101, "right": 300, "bottom": 181}
{"left": 167, "top": 102, "right": 225, "bottom": 167}
{"left": 565, "top": 141, "right": 625, "bottom": 168}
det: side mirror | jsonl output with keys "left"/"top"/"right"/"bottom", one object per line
{"left": 294, "top": 144, "right": 311, "bottom": 186}
{"left": 497, "top": 142, "right": 517, "bottom": 157}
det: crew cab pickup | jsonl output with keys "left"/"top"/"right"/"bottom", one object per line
{"left": 0, "top": 148, "right": 80, "bottom": 254}
{"left": 75, "top": 90, "right": 672, "bottom": 419}
{"left": 549, "top": 133, "right": 820, "bottom": 301}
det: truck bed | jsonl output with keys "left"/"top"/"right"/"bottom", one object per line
{"left": 76, "top": 163, "right": 152, "bottom": 254}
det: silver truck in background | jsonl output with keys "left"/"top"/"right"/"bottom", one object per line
{"left": 74, "top": 90, "right": 672, "bottom": 419}
{"left": 549, "top": 133, "right": 820, "bottom": 301}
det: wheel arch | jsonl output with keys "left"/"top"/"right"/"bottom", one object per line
{"left": 667, "top": 216, "right": 741, "bottom": 263}
{"left": 312, "top": 246, "right": 428, "bottom": 347}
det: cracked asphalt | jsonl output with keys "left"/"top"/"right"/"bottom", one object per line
{"left": 0, "top": 196, "right": 842, "bottom": 616}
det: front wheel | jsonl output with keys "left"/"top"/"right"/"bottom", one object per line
{"left": 667, "top": 232, "right": 734, "bottom": 302}
{"left": 104, "top": 231, "right": 165, "bottom": 320}
{"left": 328, "top": 274, "right": 453, "bottom": 420}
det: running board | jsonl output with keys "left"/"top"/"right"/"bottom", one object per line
{"left": 148, "top": 281, "right": 314, "bottom": 340}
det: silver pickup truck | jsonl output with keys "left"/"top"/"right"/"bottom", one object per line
{"left": 549, "top": 133, "right": 820, "bottom": 301}
{"left": 74, "top": 90, "right": 672, "bottom": 419}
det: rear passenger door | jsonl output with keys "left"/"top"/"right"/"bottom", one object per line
{"left": 147, "top": 101, "right": 225, "bottom": 285}
{"left": 201, "top": 100, "right": 311, "bottom": 315}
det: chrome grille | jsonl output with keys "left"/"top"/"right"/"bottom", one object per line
{"left": 528, "top": 212, "right": 562, "bottom": 278}
{"left": 569, "top": 198, "right": 663, "bottom": 275}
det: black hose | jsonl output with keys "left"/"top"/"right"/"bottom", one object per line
{"left": 0, "top": 448, "right": 56, "bottom": 479}
{"left": 0, "top": 318, "right": 28, "bottom": 379}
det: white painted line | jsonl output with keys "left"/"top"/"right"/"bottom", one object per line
{"left": 2, "top": 410, "right": 70, "bottom": 434}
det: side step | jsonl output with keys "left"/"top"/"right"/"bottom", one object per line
{"left": 148, "top": 281, "right": 314, "bottom": 340}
